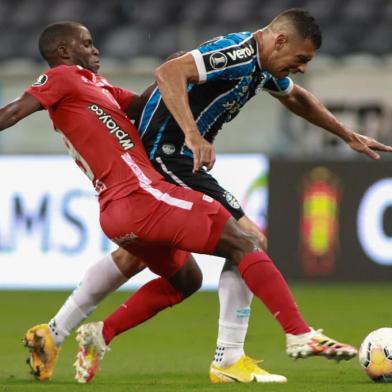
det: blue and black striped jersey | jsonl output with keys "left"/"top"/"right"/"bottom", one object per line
{"left": 138, "top": 32, "right": 293, "bottom": 159}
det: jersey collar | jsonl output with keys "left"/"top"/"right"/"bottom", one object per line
{"left": 252, "top": 31, "right": 264, "bottom": 72}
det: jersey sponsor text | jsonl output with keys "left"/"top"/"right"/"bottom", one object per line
{"left": 89, "top": 104, "right": 134, "bottom": 151}
{"left": 226, "top": 43, "right": 255, "bottom": 61}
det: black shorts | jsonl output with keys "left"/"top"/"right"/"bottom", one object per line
{"left": 152, "top": 154, "right": 245, "bottom": 221}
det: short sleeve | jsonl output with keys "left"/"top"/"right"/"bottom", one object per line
{"left": 262, "top": 76, "right": 294, "bottom": 96}
{"left": 189, "top": 33, "right": 256, "bottom": 83}
{"left": 25, "top": 66, "right": 73, "bottom": 109}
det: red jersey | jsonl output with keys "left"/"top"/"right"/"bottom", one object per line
{"left": 26, "top": 65, "right": 164, "bottom": 209}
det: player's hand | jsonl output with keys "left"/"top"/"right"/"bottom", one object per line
{"left": 185, "top": 131, "right": 216, "bottom": 172}
{"left": 347, "top": 132, "right": 392, "bottom": 160}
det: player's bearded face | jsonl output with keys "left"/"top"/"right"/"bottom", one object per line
{"left": 69, "top": 27, "right": 100, "bottom": 74}
{"left": 268, "top": 36, "right": 315, "bottom": 78}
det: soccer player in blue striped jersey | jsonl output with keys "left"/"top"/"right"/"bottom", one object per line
{"left": 146, "top": 7, "right": 387, "bottom": 382}
{"left": 140, "top": 32, "right": 295, "bottom": 162}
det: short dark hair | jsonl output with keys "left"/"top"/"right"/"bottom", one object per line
{"left": 275, "top": 8, "right": 322, "bottom": 49}
{"left": 38, "top": 21, "right": 82, "bottom": 64}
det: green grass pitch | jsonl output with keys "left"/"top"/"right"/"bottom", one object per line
{"left": 0, "top": 283, "right": 391, "bottom": 391}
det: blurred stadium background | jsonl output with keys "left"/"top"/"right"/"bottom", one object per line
{"left": 1, "top": 0, "right": 392, "bottom": 156}
{"left": 1, "top": 1, "right": 392, "bottom": 389}
{"left": 0, "top": 0, "right": 391, "bottom": 288}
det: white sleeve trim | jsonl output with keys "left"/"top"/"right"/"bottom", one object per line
{"left": 267, "top": 77, "right": 294, "bottom": 96}
{"left": 264, "top": 77, "right": 294, "bottom": 97}
{"left": 283, "top": 77, "right": 294, "bottom": 95}
{"left": 189, "top": 49, "right": 207, "bottom": 83}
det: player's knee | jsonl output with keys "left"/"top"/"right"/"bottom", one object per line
{"left": 260, "top": 235, "right": 268, "bottom": 251}
{"left": 168, "top": 258, "right": 203, "bottom": 298}
{"left": 229, "top": 231, "right": 263, "bottom": 264}
{"left": 238, "top": 216, "right": 267, "bottom": 251}
{"left": 241, "top": 231, "right": 262, "bottom": 252}
{"left": 215, "top": 218, "right": 263, "bottom": 262}
{"left": 112, "top": 248, "right": 146, "bottom": 278}
{"left": 182, "top": 267, "right": 202, "bottom": 298}
{"left": 252, "top": 229, "right": 268, "bottom": 251}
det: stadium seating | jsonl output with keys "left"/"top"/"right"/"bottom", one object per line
{"left": 0, "top": 0, "right": 390, "bottom": 62}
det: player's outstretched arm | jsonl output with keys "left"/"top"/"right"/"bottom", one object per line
{"left": 155, "top": 54, "right": 216, "bottom": 172}
{"left": 273, "top": 84, "right": 392, "bottom": 160}
{"left": 0, "top": 92, "right": 42, "bottom": 131}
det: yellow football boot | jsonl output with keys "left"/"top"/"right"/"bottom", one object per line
{"left": 23, "top": 324, "right": 60, "bottom": 381}
{"left": 209, "top": 355, "right": 287, "bottom": 383}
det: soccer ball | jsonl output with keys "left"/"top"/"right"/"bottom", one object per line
{"left": 359, "top": 328, "right": 392, "bottom": 382}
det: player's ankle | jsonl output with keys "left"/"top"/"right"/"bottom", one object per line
{"left": 101, "top": 322, "right": 114, "bottom": 346}
{"left": 286, "top": 328, "right": 315, "bottom": 346}
{"left": 213, "top": 344, "right": 244, "bottom": 367}
{"left": 48, "top": 319, "right": 67, "bottom": 347}
{"left": 286, "top": 326, "right": 312, "bottom": 337}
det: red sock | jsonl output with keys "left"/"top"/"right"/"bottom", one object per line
{"left": 238, "top": 251, "right": 310, "bottom": 335}
{"left": 103, "top": 277, "right": 184, "bottom": 344}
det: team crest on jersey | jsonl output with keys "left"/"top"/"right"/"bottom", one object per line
{"left": 162, "top": 143, "right": 176, "bottom": 155}
{"left": 32, "top": 74, "right": 48, "bottom": 87}
{"left": 112, "top": 232, "right": 139, "bottom": 248}
{"left": 224, "top": 191, "right": 241, "bottom": 209}
{"left": 209, "top": 52, "right": 228, "bottom": 70}
{"left": 94, "top": 179, "right": 107, "bottom": 194}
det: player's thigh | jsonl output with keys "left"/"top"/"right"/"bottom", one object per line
{"left": 129, "top": 245, "right": 202, "bottom": 294}
{"left": 157, "top": 183, "right": 231, "bottom": 252}
{"left": 100, "top": 183, "right": 230, "bottom": 254}
{"left": 148, "top": 183, "right": 231, "bottom": 253}
{"left": 153, "top": 155, "right": 245, "bottom": 220}
{"left": 129, "top": 244, "right": 191, "bottom": 279}
{"left": 111, "top": 246, "right": 196, "bottom": 283}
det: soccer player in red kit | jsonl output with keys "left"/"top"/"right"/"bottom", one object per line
{"left": 0, "top": 21, "right": 375, "bottom": 383}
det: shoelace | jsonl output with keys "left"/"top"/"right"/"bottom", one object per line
{"left": 243, "top": 357, "right": 269, "bottom": 374}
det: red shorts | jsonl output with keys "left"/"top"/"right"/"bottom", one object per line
{"left": 100, "top": 180, "right": 231, "bottom": 278}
